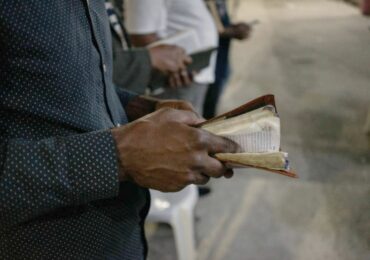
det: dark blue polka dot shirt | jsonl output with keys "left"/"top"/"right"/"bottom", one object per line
{"left": 0, "top": 1, "right": 149, "bottom": 259}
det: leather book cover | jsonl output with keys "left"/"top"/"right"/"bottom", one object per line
{"left": 198, "top": 94, "right": 297, "bottom": 178}
{"left": 197, "top": 94, "right": 276, "bottom": 127}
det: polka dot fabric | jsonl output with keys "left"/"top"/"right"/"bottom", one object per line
{"left": 0, "top": 1, "right": 148, "bottom": 259}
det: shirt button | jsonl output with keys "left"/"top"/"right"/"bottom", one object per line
{"left": 116, "top": 123, "right": 121, "bottom": 127}
{"left": 103, "top": 64, "right": 107, "bottom": 73}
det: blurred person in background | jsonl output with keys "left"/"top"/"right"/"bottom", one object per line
{"left": 106, "top": 0, "right": 193, "bottom": 94}
{"left": 124, "top": 0, "right": 219, "bottom": 114}
{"left": 203, "top": 0, "right": 252, "bottom": 119}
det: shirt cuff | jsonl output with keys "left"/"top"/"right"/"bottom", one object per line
{"left": 65, "top": 130, "right": 120, "bottom": 205}
{"left": 115, "top": 87, "right": 139, "bottom": 108}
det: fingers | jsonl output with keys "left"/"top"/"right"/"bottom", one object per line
{"left": 199, "top": 156, "right": 230, "bottom": 178}
{"left": 151, "top": 45, "right": 192, "bottom": 75}
{"left": 168, "top": 75, "right": 177, "bottom": 89}
{"left": 178, "top": 101, "right": 196, "bottom": 112}
{"left": 168, "top": 70, "right": 193, "bottom": 88}
{"left": 156, "top": 99, "right": 196, "bottom": 113}
{"left": 168, "top": 72, "right": 183, "bottom": 88}
{"left": 224, "top": 169, "right": 234, "bottom": 179}
{"left": 172, "top": 72, "right": 182, "bottom": 88}
{"left": 156, "top": 108, "right": 204, "bottom": 126}
{"left": 190, "top": 173, "right": 210, "bottom": 185}
{"left": 200, "top": 131, "right": 241, "bottom": 154}
{"left": 175, "top": 47, "right": 189, "bottom": 70}
{"left": 233, "top": 23, "right": 251, "bottom": 40}
{"left": 183, "top": 54, "right": 193, "bottom": 65}
{"left": 163, "top": 46, "right": 193, "bottom": 88}
{"left": 179, "top": 69, "right": 192, "bottom": 86}
{"left": 188, "top": 154, "right": 234, "bottom": 181}
{"left": 177, "top": 47, "right": 192, "bottom": 66}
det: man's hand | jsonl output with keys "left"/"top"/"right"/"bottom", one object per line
{"left": 222, "top": 23, "right": 252, "bottom": 40}
{"left": 168, "top": 70, "right": 193, "bottom": 89}
{"left": 148, "top": 45, "right": 192, "bottom": 75}
{"left": 149, "top": 45, "right": 194, "bottom": 88}
{"left": 156, "top": 99, "right": 197, "bottom": 114}
{"left": 125, "top": 96, "right": 198, "bottom": 122}
{"left": 111, "top": 108, "right": 239, "bottom": 192}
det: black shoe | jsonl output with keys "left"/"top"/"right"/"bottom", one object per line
{"left": 198, "top": 186, "right": 212, "bottom": 197}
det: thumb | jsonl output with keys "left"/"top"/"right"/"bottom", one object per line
{"left": 158, "top": 108, "right": 205, "bottom": 126}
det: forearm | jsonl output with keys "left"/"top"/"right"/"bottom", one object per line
{"left": 0, "top": 131, "right": 120, "bottom": 232}
{"left": 114, "top": 87, "right": 160, "bottom": 121}
{"left": 130, "top": 33, "right": 159, "bottom": 47}
{"left": 220, "top": 26, "right": 236, "bottom": 39}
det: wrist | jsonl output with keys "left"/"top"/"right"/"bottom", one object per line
{"left": 220, "top": 26, "right": 235, "bottom": 38}
{"left": 111, "top": 127, "right": 130, "bottom": 182}
{"left": 125, "top": 95, "right": 160, "bottom": 121}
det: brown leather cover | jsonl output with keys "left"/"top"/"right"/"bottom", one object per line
{"left": 223, "top": 161, "right": 297, "bottom": 178}
{"left": 197, "top": 94, "right": 276, "bottom": 127}
{"left": 198, "top": 94, "right": 297, "bottom": 178}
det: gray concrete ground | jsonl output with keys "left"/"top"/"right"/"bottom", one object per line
{"left": 146, "top": 0, "right": 370, "bottom": 259}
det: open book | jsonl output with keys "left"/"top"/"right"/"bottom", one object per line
{"left": 198, "top": 95, "right": 297, "bottom": 178}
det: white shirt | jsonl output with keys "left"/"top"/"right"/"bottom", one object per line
{"left": 125, "top": 0, "right": 218, "bottom": 84}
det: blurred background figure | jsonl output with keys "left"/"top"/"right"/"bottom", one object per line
{"left": 106, "top": 0, "right": 192, "bottom": 94}
{"left": 203, "top": 0, "right": 253, "bottom": 119}
{"left": 125, "top": 0, "right": 218, "bottom": 114}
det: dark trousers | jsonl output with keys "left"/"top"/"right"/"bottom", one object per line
{"left": 203, "top": 81, "right": 224, "bottom": 119}
{"left": 202, "top": 36, "right": 231, "bottom": 119}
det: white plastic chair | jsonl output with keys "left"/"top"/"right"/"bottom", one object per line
{"left": 146, "top": 185, "right": 199, "bottom": 260}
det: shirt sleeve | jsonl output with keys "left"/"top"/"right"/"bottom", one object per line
{"left": 125, "top": 0, "right": 167, "bottom": 34}
{"left": 0, "top": 130, "right": 120, "bottom": 232}
{"left": 115, "top": 87, "right": 139, "bottom": 108}
{"left": 113, "top": 48, "right": 152, "bottom": 94}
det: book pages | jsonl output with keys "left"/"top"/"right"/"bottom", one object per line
{"left": 202, "top": 107, "right": 280, "bottom": 152}
{"left": 197, "top": 95, "right": 296, "bottom": 178}
{"left": 222, "top": 118, "right": 280, "bottom": 152}
{"left": 215, "top": 152, "right": 288, "bottom": 171}
{"left": 201, "top": 106, "right": 275, "bottom": 134}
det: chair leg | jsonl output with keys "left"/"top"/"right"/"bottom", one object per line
{"left": 171, "top": 208, "right": 197, "bottom": 260}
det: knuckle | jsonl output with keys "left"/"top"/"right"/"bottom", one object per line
{"left": 188, "top": 172, "right": 208, "bottom": 185}
{"left": 163, "top": 187, "right": 176, "bottom": 193}
{"left": 185, "top": 172, "right": 196, "bottom": 185}
{"left": 210, "top": 163, "right": 226, "bottom": 178}
{"left": 199, "top": 175, "right": 210, "bottom": 185}
{"left": 163, "top": 183, "right": 183, "bottom": 193}
{"left": 174, "top": 184, "right": 186, "bottom": 192}
{"left": 190, "top": 152, "right": 204, "bottom": 167}
{"left": 158, "top": 186, "right": 171, "bottom": 193}
{"left": 213, "top": 170, "right": 224, "bottom": 178}
{"left": 160, "top": 107, "right": 177, "bottom": 116}
{"left": 218, "top": 165, "right": 228, "bottom": 177}
{"left": 192, "top": 130, "right": 207, "bottom": 147}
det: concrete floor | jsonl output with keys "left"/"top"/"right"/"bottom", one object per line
{"left": 147, "top": 0, "right": 370, "bottom": 259}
